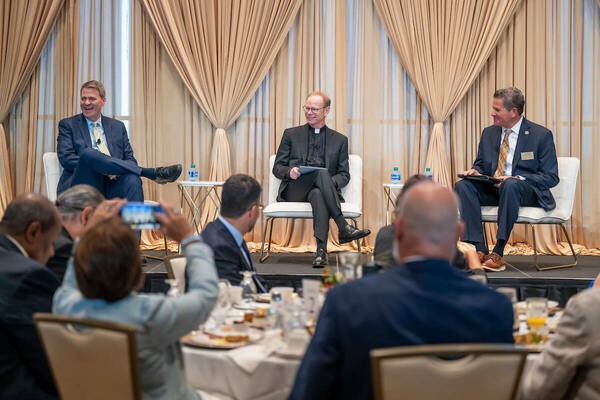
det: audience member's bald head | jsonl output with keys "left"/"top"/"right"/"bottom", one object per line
{"left": 0, "top": 193, "right": 61, "bottom": 263}
{"left": 394, "top": 182, "right": 462, "bottom": 261}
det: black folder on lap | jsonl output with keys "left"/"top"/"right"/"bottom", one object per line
{"left": 457, "top": 174, "right": 501, "bottom": 185}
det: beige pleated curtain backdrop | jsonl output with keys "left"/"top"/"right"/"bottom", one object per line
{"left": 140, "top": 0, "right": 303, "bottom": 191}
{"left": 373, "top": 0, "right": 522, "bottom": 187}
{"left": 0, "top": 0, "right": 64, "bottom": 214}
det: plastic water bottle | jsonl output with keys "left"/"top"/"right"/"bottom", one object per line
{"left": 187, "top": 164, "right": 198, "bottom": 181}
{"left": 390, "top": 167, "right": 401, "bottom": 184}
{"left": 424, "top": 167, "right": 433, "bottom": 180}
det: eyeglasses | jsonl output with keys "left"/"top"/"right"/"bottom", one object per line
{"left": 302, "top": 106, "right": 325, "bottom": 113}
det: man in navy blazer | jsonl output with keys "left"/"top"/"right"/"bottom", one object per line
{"left": 200, "top": 174, "right": 267, "bottom": 291}
{"left": 455, "top": 87, "right": 559, "bottom": 271}
{"left": 57, "top": 80, "right": 182, "bottom": 201}
{"left": 0, "top": 194, "right": 63, "bottom": 399}
{"left": 288, "top": 182, "right": 514, "bottom": 400}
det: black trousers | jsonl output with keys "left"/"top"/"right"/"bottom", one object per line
{"left": 455, "top": 178, "right": 538, "bottom": 246}
{"left": 282, "top": 169, "right": 345, "bottom": 245}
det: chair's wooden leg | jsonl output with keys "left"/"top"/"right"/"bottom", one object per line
{"left": 267, "top": 218, "right": 274, "bottom": 254}
{"left": 259, "top": 218, "right": 272, "bottom": 263}
{"left": 163, "top": 234, "right": 169, "bottom": 256}
{"left": 534, "top": 223, "right": 578, "bottom": 271}
{"left": 482, "top": 222, "right": 488, "bottom": 251}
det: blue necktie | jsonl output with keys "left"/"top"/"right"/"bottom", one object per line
{"left": 241, "top": 240, "right": 266, "bottom": 293}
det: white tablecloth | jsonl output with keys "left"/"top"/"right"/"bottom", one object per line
{"left": 184, "top": 344, "right": 540, "bottom": 400}
{"left": 183, "top": 346, "right": 301, "bottom": 400}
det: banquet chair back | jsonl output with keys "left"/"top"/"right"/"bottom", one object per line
{"left": 33, "top": 312, "right": 141, "bottom": 400}
{"left": 43, "top": 152, "right": 63, "bottom": 202}
{"left": 260, "top": 154, "right": 363, "bottom": 261}
{"left": 371, "top": 344, "right": 528, "bottom": 400}
{"left": 164, "top": 255, "right": 186, "bottom": 293}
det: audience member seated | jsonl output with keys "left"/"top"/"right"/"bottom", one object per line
{"left": 374, "top": 174, "right": 485, "bottom": 279}
{"left": 46, "top": 184, "right": 104, "bottom": 281}
{"left": 0, "top": 193, "right": 62, "bottom": 399}
{"left": 52, "top": 199, "right": 218, "bottom": 399}
{"left": 289, "top": 181, "right": 514, "bottom": 400}
{"left": 199, "top": 174, "right": 267, "bottom": 291}
{"left": 520, "top": 287, "right": 600, "bottom": 400}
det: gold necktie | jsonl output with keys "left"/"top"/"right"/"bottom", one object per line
{"left": 93, "top": 122, "right": 110, "bottom": 156}
{"left": 494, "top": 129, "right": 511, "bottom": 177}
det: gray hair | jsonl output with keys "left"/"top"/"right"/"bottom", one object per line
{"left": 494, "top": 87, "right": 525, "bottom": 115}
{"left": 56, "top": 185, "right": 104, "bottom": 221}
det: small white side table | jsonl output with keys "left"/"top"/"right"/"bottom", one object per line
{"left": 178, "top": 181, "right": 225, "bottom": 234}
{"left": 382, "top": 183, "right": 404, "bottom": 225}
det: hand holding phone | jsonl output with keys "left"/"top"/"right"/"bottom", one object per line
{"left": 121, "top": 202, "right": 165, "bottom": 230}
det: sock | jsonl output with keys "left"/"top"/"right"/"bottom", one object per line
{"left": 316, "top": 238, "right": 327, "bottom": 253}
{"left": 334, "top": 215, "right": 347, "bottom": 230}
{"left": 493, "top": 239, "right": 507, "bottom": 257}
{"left": 468, "top": 241, "right": 488, "bottom": 254}
{"left": 141, "top": 167, "right": 156, "bottom": 180}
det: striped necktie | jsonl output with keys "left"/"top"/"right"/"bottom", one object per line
{"left": 494, "top": 129, "right": 512, "bottom": 177}
{"left": 93, "top": 122, "right": 111, "bottom": 156}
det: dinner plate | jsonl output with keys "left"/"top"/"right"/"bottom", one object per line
{"left": 181, "top": 329, "right": 263, "bottom": 350}
{"left": 273, "top": 346, "right": 305, "bottom": 359}
{"left": 233, "top": 299, "right": 271, "bottom": 311}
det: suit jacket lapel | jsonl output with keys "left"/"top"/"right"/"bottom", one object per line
{"left": 490, "top": 126, "right": 503, "bottom": 175}
{"left": 511, "top": 118, "right": 530, "bottom": 168}
{"left": 101, "top": 115, "right": 114, "bottom": 155}
{"left": 78, "top": 114, "right": 93, "bottom": 148}
{"left": 216, "top": 219, "right": 252, "bottom": 271}
{"left": 325, "top": 126, "right": 334, "bottom": 169}
{"left": 299, "top": 124, "right": 310, "bottom": 165}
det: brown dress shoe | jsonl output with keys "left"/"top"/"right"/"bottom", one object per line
{"left": 482, "top": 252, "right": 506, "bottom": 272}
{"left": 477, "top": 251, "right": 488, "bottom": 263}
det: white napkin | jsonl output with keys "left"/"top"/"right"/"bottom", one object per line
{"left": 226, "top": 330, "right": 283, "bottom": 373}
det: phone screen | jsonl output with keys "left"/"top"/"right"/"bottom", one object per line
{"left": 121, "top": 202, "right": 164, "bottom": 230}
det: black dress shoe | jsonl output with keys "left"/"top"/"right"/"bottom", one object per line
{"left": 312, "top": 248, "right": 328, "bottom": 268}
{"left": 338, "top": 224, "right": 371, "bottom": 244}
{"left": 155, "top": 164, "right": 182, "bottom": 184}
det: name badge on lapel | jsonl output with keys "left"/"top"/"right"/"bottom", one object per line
{"left": 521, "top": 151, "right": 534, "bottom": 160}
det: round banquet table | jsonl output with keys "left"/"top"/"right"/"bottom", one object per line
{"left": 183, "top": 345, "right": 301, "bottom": 400}
{"left": 183, "top": 344, "right": 540, "bottom": 400}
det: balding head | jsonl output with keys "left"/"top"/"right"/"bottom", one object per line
{"left": 0, "top": 193, "right": 61, "bottom": 263}
{"left": 394, "top": 182, "right": 463, "bottom": 262}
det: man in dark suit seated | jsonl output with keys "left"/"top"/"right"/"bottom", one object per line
{"left": 455, "top": 87, "right": 559, "bottom": 271}
{"left": 57, "top": 80, "right": 182, "bottom": 201}
{"left": 46, "top": 184, "right": 104, "bottom": 281}
{"left": 288, "top": 182, "right": 514, "bottom": 400}
{"left": 200, "top": 174, "right": 267, "bottom": 291}
{"left": 273, "top": 91, "right": 370, "bottom": 267}
{"left": 0, "top": 193, "right": 63, "bottom": 399}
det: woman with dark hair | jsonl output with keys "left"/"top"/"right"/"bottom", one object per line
{"left": 53, "top": 199, "right": 218, "bottom": 399}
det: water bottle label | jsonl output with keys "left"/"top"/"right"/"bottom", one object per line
{"left": 391, "top": 173, "right": 401, "bottom": 183}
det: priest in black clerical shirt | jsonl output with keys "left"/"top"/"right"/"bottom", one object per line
{"left": 272, "top": 92, "right": 370, "bottom": 267}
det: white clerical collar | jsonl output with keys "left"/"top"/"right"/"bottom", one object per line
{"left": 4, "top": 234, "right": 29, "bottom": 257}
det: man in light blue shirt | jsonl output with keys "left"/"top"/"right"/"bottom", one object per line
{"left": 56, "top": 80, "right": 182, "bottom": 201}
{"left": 455, "top": 87, "right": 559, "bottom": 271}
{"left": 198, "top": 174, "right": 267, "bottom": 291}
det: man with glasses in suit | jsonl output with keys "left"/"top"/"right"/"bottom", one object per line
{"left": 273, "top": 92, "right": 370, "bottom": 267}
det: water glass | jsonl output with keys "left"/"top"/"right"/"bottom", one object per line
{"left": 497, "top": 287, "right": 519, "bottom": 331}
{"left": 338, "top": 252, "right": 360, "bottom": 282}
{"left": 526, "top": 297, "right": 548, "bottom": 333}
